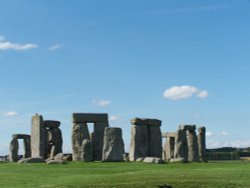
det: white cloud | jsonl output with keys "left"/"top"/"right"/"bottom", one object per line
{"left": 207, "top": 139, "right": 250, "bottom": 149}
{"left": 92, "top": 99, "right": 111, "bottom": 107}
{"left": 3, "top": 111, "right": 17, "bottom": 116}
{"left": 110, "top": 115, "right": 120, "bottom": 121}
{"left": 163, "top": 85, "right": 209, "bottom": 100}
{"left": 220, "top": 131, "right": 229, "bottom": 136}
{"left": 0, "top": 36, "right": 37, "bottom": 51}
{"left": 206, "top": 131, "right": 214, "bottom": 137}
{"left": 49, "top": 44, "right": 62, "bottom": 50}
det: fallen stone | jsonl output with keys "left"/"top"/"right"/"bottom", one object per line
{"left": 47, "top": 160, "right": 66, "bottom": 165}
{"left": 170, "top": 158, "right": 185, "bottom": 163}
{"left": 143, "top": 157, "right": 164, "bottom": 164}
{"left": 135, "top": 157, "right": 144, "bottom": 162}
{"left": 54, "top": 153, "right": 64, "bottom": 161}
{"left": 18, "top": 157, "right": 44, "bottom": 163}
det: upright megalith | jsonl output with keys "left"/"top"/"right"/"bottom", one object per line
{"left": 9, "top": 137, "right": 19, "bottom": 162}
{"left": 45, "top": 120, "right": 63, "bottom": 157}
{"left": 81, "top": 139, "right": 94, "bottom": 162}
{"left": 72, "top": 113, "right": 109, "bottom": 161}
{"left": 198, "top": 127, "right": 207, "bottom": 162}
{"left": 179, "top": 125, "right": 199, "bottom": 162}
{"left": 174, "top": 129, "right": 187, "bottom": 161}
{"left": 31, "top": 114, "right": 46, "bottom": 158}
{"left": 162, "top": 132, "right": 177, "bottom": 162}
{"left": 129, "top": 118, "right": 162, "bottom": 161}
{"left": 102, "top": 127, "right": 124, "bottom": 162}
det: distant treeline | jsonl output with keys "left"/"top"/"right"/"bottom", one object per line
{"left": 206, "top": 147, "right": 250, "bottom": 160}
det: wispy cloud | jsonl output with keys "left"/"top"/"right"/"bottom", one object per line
{"left": 163, "top": 85, "right": 208, "bottom": 100}
{"left": 92, "top": 99, "right": 111, "bottom": 107}
{"left": 207, "top": 139, "right": 250, "bottom": 149}
{"left": 0, "top": 36, "right": 37, "bottom": 51}
{"left": 3, "top": 111, "right": 18, "bottom": 116}
{"left": 206, "top": 131, "right": 229, "bottom": 137}
{"left": 49, "top": 44, "right": 62, "bottom": 51}
{"left": 110, "top": 115, "right": 120, "bottom": 121}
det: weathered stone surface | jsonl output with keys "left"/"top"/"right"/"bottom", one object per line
{"left": 44, "top": 120, "right": 61, "bottom": 129}
{"left": 187, "top": 130, "right": 199, "bottom": 162}
{"left": 131, "top": 118, "right": 161, "bottom": 127}
{"left": 47, "top": 160, "right": 66, "bottom": 165}
{"left": 63, "top": 154, "right": 72, "bottom": 161}
{"left": 102, "top": 127, "right": 124, "bottom": 162}
{"left": 54, "top": 153, "right": 64, "bottom": 161}
{"left": 148, "top": 126, "right": 162, "bottom": 158}
{"left": 123, "top": 153, "right": 129, "bottom": 162}
{"left": 31, "top": 114, "right": 46, "bottom": 158}
{"left": 23, "top": 136, "right": 31, "bottom": 158}
{"left": 135, "top": 157, "right": 144, "bottom": 162}
{"left": 179, "top": 125, "right": 196, "bottom": 131}
{"left": 9, "top": 138, "right": 19, "bottom": 162}
{"left": 72, "top": 113, "right": 108, "bottom": 123}
{"left": 174, "top": 129, "right": 188, "bottom": 162}
{"left": 72, "top": 123, "right": 90, "bottom": 161}
{"left": 143, "top": 157, "right": 164, "bottom": 164}
{"left": 81, "top": 139, "right": 94, "bottom": 162}
{"left": 198, "top": 127, "right": 207, "bottom": 162}
{"left": 129, "top": 125, "right": 149, "bottom": 161}
{"left": 93, "top": 122, "right": 109, "bottom": 161}
{"left": 18, "top": 157, "right": 44, "bottom": 163}
{"left": 163, "top": 136, "right": 175, "bottom": 162}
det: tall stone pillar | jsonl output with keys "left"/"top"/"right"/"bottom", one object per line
{"left": 31, "top": 114, "right": 46, "bottom": 158}
{"left": 9, "top": 137, "right": 19, "bottom": 162}
{"left": 72, "top": 123, "right": 90, "bottom": 160}
{"left": 23, "top": 135, "right": 31, "bottom": 158}
{"left": 93, "top": 122, "right": 109, "bottom": 161}
{"left": 148, "top": 126, "right": 162, "bottom": 158}
{"left": 174, "top": 129, "right": 188, "bottom": 161}
{"left": 129, "top": 124, "right": 149, "bottom": 161}
{"left": 198, "top": 127, "right": 207, "bottom": 162}
{"left": 187, "top": 130, "right": 199, "bottom": 162}
{"left": 102, "top": 127, "right": 124, "bottom": 162}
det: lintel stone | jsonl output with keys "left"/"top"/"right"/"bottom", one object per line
{"left": 12, "top": 134, "right": 30, "bottom": 140}
{"left": 44, "top": 120, "right": 61, "bottom": 128}
{"left": 131, "top": 118, "right": 161, "bottom": 127}
{"left": 179, "top": 125, "right": 196, "bottom": 131}
{"left": 72, "top": 113, "right": 108, "bottom": 123}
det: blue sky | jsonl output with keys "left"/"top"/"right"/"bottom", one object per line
{"left": 0, "top": 0, "right": 249, "bottom": 155}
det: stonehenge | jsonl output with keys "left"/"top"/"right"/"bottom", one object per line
{"left": 9, "top": 112, "right": 207, "bottom": 164}
{"left": 163, "top": 125, "right": 206, "bottom": 162}
{"left": 129, "top": 118, "right": 162, "bottom": 161}
{"left": 9, "top": 114, "right": 63, "bottom": 162}
{"left": 72, "top": 113, "right": 109, "bottom": 161}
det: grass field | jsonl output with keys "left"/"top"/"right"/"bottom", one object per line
{"left": 0, "top": 161, "right": 250, "bottom": 188}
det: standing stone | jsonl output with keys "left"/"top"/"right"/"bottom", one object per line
{"left": 9, "top": 138, "right": 19, "bottom": 162}
{"left": 129, "top": 125, "right": 149, "bottom": 161}
{"left": 72, "top": 123, "right": 90, "bottom": 160}
{"left": 53, "top": 128, "right": 63, "bottom": 154}
{"left": 102, "top": 127, "right": 124, "bottom": 162}
{"left": 174, "top": 129, "right": 188, "bottom": 162}
{"left": 187, "top": 130, "right": 199, "bottom": 162}
{"left": 23, "top": 136, "right": 31, "bottom": 158}
{"left": 81, "top": 139, "right": 94, "bottom": 162}
{"left": 198, "top": 127, "right": 207, "bottom": 162}
{"left": 31, "top": 114, "right": 46, "bottom": 158}
{"left": 148, "top": 126, "right": 162, "bottom": 158}
{"left": 93, "top": 122, "right": 108, "bottom": 161}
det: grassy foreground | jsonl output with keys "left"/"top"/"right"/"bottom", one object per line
{"left": 0, "top": 161, "right": 250, "bottom": 188}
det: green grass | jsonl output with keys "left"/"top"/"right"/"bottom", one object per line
{"left": 0, "top": 161, "right": 250, "bottom": 188}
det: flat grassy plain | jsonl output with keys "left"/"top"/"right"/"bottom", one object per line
{"left": 0, "top": 161, "right": 250, "bottom": 188}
